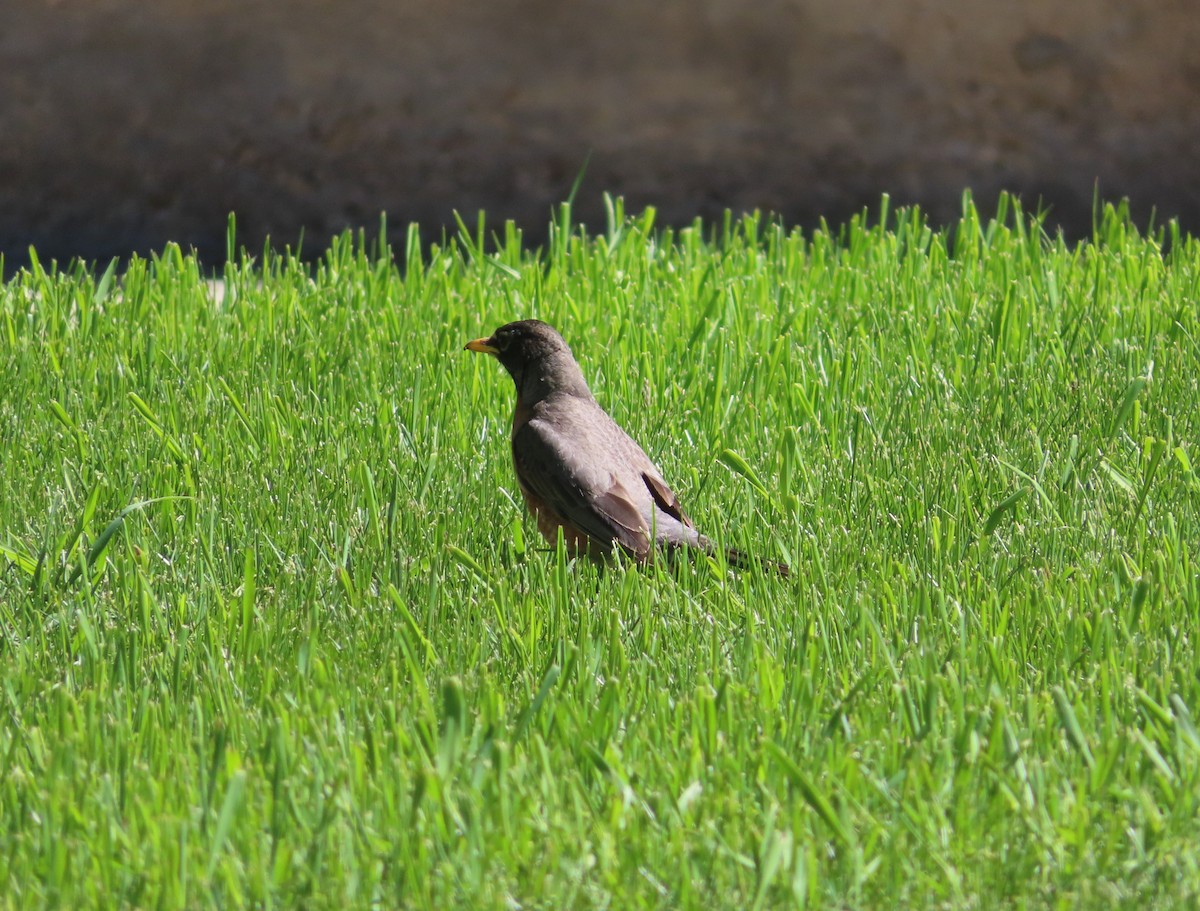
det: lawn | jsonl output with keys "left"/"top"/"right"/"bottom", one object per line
{"left": 1, "top": 194, "right": 1198, "bottom": 909}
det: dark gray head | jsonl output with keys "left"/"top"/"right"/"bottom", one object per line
{"left": 464, "top": 319, "right": 593, "bottom": 403}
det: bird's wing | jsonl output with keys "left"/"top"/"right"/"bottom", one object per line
{"left": 512, "top": 418, "right": 652, "bottom": 556}
{"left": 640, "top": 470, "right": 694, "bottom": 529}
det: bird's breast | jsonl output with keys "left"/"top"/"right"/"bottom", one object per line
{"left": 511, "top": 398, "right": 534, "bottom": 436}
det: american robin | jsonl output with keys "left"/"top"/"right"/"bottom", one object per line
{"left": 465, "top": 319, "right": 788, "bottom": 575}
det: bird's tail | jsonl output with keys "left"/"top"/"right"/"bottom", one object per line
{"left": 724, "top": 547, "right": 791, "bottom": 578}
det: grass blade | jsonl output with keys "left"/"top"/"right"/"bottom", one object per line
{"left": 766, "top": 740, "right": 853, "bottom": 846}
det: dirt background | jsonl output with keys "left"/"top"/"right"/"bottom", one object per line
{"left": 4, "top": 0, "right": 1199, "bottom": 265}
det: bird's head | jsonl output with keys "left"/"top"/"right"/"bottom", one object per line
{"left": 465, "top": 319, "right": 592, "bottom": 400}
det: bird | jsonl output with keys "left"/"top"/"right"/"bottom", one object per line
{"left": 464, "top": 319, "right": 788, "bottom": 575}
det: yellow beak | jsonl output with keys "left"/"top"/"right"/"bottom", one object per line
{"left": 464, "top": 337, "right": 499, "bottom": 355}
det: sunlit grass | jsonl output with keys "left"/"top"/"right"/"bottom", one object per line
{"left": 1, "top": 193, "right": 1198, "bottom": 909}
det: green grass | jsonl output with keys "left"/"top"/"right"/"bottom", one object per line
{"left": 2, "top": 192, "right": 1199, "bottom": 909}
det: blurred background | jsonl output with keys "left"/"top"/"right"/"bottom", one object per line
{"left": 3, "top": 0, "right": 1198, "bottom": 267}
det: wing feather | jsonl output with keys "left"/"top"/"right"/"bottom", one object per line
{"left": 513, "top": 420, "right": 652, "bottom": 555}
{"left": 641, "top": 471, "right": 693, "bottom": 528}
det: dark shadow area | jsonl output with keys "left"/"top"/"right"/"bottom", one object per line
{"left": 3, "top": 0, "right": 1198, "bottom": 273}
